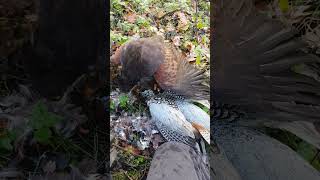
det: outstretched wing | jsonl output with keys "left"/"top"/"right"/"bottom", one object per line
{"left": 213, "top": 0, "right": 320, "bottom": 122}
{"left": 174, "top": 60, "right": 210, "bottom": 100}
{"left": 154, "top": 43, "right": 210, "bottom": 100}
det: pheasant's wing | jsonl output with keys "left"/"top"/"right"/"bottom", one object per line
{"left": 147, "top": 101, "right": 196, "bottom": 146}
{"left": 177, "top": 101, "right": 210, "bottom": 129}
{"left": 154, "top": 43, "right": 210, "bottom": 100}
{"left": 191, "top": 122, "right": 210, "bottom": 144}
{"left": 176, "top": 101, "right": 210, "bottom": 144}
{"left": 213, "top": 0, "right": 320, "bottom": 122}
{"left": 120, "top": 36, "right": 165, "bottom": 88}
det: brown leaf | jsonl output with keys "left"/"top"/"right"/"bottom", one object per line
{"left": 156, "top": 10, "right": 165, "bottom": 19}
{"left": 151, "top": 134, "right": 164, "bottom": 149}
{"left": 24, "top": 14, "right": 38, "bottom": 23}
{"left": 184, "top": 41, "right": 194, "bottom": 52}
{"left": 110, "top": 147, "right": 118, "bottom": 167}
{"left": 42, "top": 161, "right": 56, "bottom": 174}
{"left": 125, "top": 12, "right": 137, "bottom": 23}
{"left": 79, "top": 127, "right": 90, "bottom": 134}
{"left": 172, "top": 36, "right": 182, "bottom": 47}
{"left": 125, "top": 145, "right": 141, "bottom": 155}
{"left": 176, "top": 12, "right": 189, "bottom": 31}
{"left": 186, "top": 52, "right": 196, "bottom": 62}
{"left": 77, "top": 158, "right": 97, "bottom": 175}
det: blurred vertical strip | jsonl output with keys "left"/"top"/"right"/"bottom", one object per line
{"left": 26, "top": 0, "right": 107, "bottom": 97}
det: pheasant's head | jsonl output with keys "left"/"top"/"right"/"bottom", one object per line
{"left": 141, "top": 89, "right": 155, "bottom": 101}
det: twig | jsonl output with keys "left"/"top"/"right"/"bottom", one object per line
{"left": 59, "top": 74, "right": 86, "bottom": 104}
{"left": 32, "top": 152, "right": 47, "bottom": 177}
{"left": 0, "top": 154, "right": 10, "bottom": 161}
{"left": 156, "top": 9, "right": 183, "bottom": 20}
{"left": 120, "top": 169, "right": 134, "bottom": 180}
{"left": 311, "top": 150, "right": 320, "bottom": 164}
{"left": 139, "top": 166, "right": 149, "bottom": 180}
{"left": 66, "top": 140, "right": 95, "bottom": 159}
{"left": 6, "top": 75, "right": 29, "bottom": 81}
{"left": 113, "top": 144, "right": 152, "bottom": 160}
{"left": 193, "top": 0, "right": 199, "bottom": 38}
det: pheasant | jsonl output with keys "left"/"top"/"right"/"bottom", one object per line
{"left": 111, "top": 35, "right": 209, "bottom": 100}
{"left": 213, "top": 0, "right": 320, "bottom": 157}
{"left": 141, "top": 90, "right": 210, "bottom": 150}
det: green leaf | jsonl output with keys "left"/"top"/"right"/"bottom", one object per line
{"left": 202, "top": 36, "right": 209, "bottom": 44}
{"left": 136, "top": 17, "right": 150, "bottom": 28}
{"left": 46, "top": 113, "right": 62, "bottom": 127}
{"left": 193, "top": 102, "right": 209, "bottom": 114}
{"left": 196, "top": 54, "right": 201, "bottom": 65}
{"left": 197, "top": 21, "right": 204, "bottom": 29}
{"left": 297, "top": 141, "right": 316, "bottom": 161}
{"left": 0, "top": 136, "right": 13, "bottom": 151}
{"left": 110, "top": 100, "right": 116, "bottom": 111}
{"left": 119, "top": 95, "right": 129, "bottom": 109}
{"left": 34, "top": 127, "right": 52, "bottom": 144}
{"left": 136, "top": 156, "right": 145, "bottom": 164}
{"left": 30, "top": 101, "right": 62, "bottom": 129}
{"left": 279, "top": 0, "right": 289, "bottom": 13}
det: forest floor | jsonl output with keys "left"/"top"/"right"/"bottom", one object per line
{"left": 0, "top": 0, "right": 320, "bottom": 180}
{"left": 110, "top": 1, "right": 320, "bottom": 179}
{"left": 0, "top": 0, "right": 108, "bottom": 179}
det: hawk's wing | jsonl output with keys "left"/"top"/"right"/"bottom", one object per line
{"left": 154, "top": 43, "right": 210, "bottom": 100}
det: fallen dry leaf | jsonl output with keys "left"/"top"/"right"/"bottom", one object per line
{"left": 176, "top": 12, "right": 189, "bottom": 31}
{"left": 184, "top": 41, "right": 195, "bottom": 52}
{"left": 42, "top": 161, "right": 56, "bottom": 174}
{"left": 172, "top": 36, "right": 182, "bottom": 47}
{"left": 110, "top": 147, "right": 118, "bottom": 167}
{"left": 125, "top": 12, "right": 137, "bottom": 23}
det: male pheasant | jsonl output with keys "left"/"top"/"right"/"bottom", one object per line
{"left": 111, "top": 35, "right": 209, "bottom": 100}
